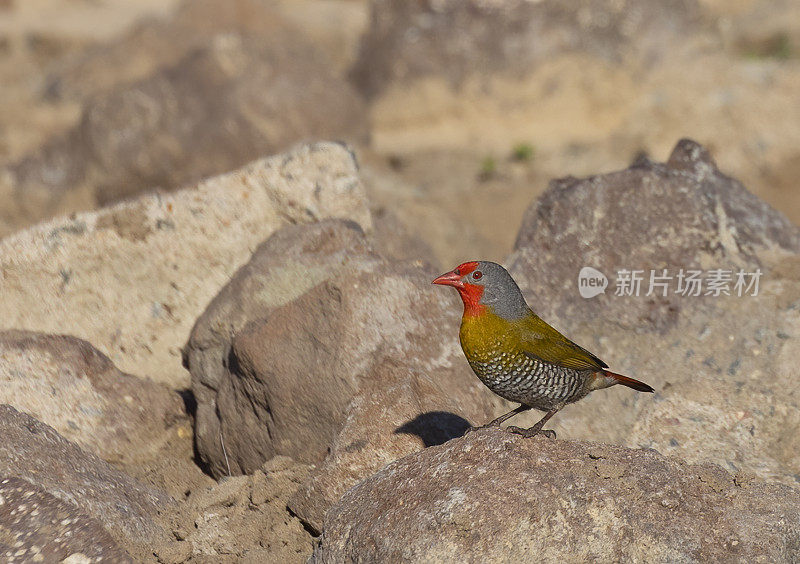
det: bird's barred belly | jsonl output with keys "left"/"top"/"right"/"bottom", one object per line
{"left": 467, "top": 351, "right": 589, "bottom": 409}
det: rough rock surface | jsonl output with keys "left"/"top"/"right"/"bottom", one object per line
{"left": 0, "top": 477, "right": 133, "bottom": 563}
{"left": 539, "top": 260, "right": 800, "bottom": 487}
{"left": 188, "top": 220, "right": 497, "bottom": 478}
{"left": 0, "top": 404, "right": 172, "bottom": 560}
{"left": 504, "top": 139, "right": 800, "bottom": 486}
{"left": 0, "top": 330, "right": 185, "bottom": 465}
{"left": 288, "top": 361, "right": 474, "bottom": 534}
{"left": 8, "top": 13, "right": 367, "bottom": 215}
{"left": 315, "top": 429, "right": 800, "bottom": 562}
{"left": 0, "top": 142, "right": 371, "bottom": 387}
{"left": 186, "top": 219, "right": 375, "bottom": 475}
{"left": 510, "top": 138, "right": 800, "bottom": 330}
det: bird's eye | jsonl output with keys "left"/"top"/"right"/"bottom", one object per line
{"left": 472, "top": 271, "right": 483, "bottom": 280}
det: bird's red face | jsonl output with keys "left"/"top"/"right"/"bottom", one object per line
{"left": 432, "top": 261, "right": 487, "bottom": 316}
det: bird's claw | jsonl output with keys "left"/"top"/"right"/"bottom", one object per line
{"left": 507, "top": 425, "right": 556, "bottom": 439}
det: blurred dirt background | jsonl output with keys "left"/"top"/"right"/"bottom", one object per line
{"left": 1, "top": 0, "right": 797, "bottom": 267}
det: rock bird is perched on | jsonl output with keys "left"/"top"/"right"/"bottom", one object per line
{"left": 433, "top": 261, "right": 653, "bottom": 438}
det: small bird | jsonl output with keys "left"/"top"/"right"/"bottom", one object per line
{"left": 433, "top": 261, "right": 653, "bottom": 438}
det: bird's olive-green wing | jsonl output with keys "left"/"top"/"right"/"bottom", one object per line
{"left": 516, "top": 313, "right": 608, "bottom": 371}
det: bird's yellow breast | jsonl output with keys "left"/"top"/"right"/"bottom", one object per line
{"left": 459, "top": 312, "right": 520, "bottom": 363}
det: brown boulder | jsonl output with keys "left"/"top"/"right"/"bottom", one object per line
{"left": 188, "top": 220, "right": 497, "bottom": 478}
{"left": 315, "top": 429, "right": 800, "bottom": 562}
{"left": 211, "top": 257, "right": 496, "bottom": 475}
{"left": 186, "top": 219, "right": 378, "bottom": 477}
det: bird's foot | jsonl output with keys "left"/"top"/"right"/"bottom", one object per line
{"left": 507, "top": 425, "right": 556, "bottom": 439}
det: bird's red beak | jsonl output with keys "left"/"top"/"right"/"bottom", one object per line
{"left": 432, "top": 270, "right": 464, "bottom": 289}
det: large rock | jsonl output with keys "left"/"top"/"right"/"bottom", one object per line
{"left": 187, "top": 220, "right": 497, "bottom": 478}
{"left": 222, "top": 263, "right": 493, "bottom": 472}
{"left": 0, "top": 330, "right": 185, "bottom": 465}
{"left": 287, "top": 361, "right": 474, "bottom": 534}
{"left": 0, "top": 142, "right": 371, "bottom": 387}
{"left": 315, "top": 429, "right": 800, "bottom": 562}
{"left": 0, "top": 477, "right": 133, "bottom": 563}
{"left": 0, "top": 404, "right": 173, "bottom": 560}
{"left": 510, "top": 138, "right": 800, "bottom": 329}
{"left": 186, "top": 219, "right": 375, "bottom": 452}
{"left": 505, "top": 139, "right": 800, "bottom": 486}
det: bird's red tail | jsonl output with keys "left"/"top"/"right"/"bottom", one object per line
{"left": 602, "top": 370, "right": 654, "bottom": 393}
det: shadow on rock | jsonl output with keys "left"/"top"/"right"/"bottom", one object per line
{"left": 394, "top": 411, "right": 471, "bottom": 447}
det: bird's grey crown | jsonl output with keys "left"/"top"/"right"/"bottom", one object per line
{"left": 475, "top": 261, "right": 530, "bottom": 320}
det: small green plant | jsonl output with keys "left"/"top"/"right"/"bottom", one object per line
{"left": 742, "top": 33, "right": 793, "bottom": 60}
{"left": 510, "top": 142, "right": 535, "bottom": 162}
{"left": 772, "top": 33, "right": 793, "bottom": 60}
{"left": 479, "top": 156, "right": 497, "bottom": 180}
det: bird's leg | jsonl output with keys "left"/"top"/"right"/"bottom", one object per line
{"left": 507, "top": 407, "right": 560, "bottom": 439}
{"left": 468, "top": 404, "right": 531, "bottom": 433}
{"left": 488, "top": 404, "right": 532, "bottom": 426}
